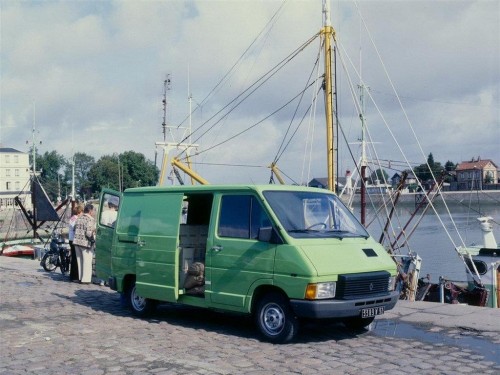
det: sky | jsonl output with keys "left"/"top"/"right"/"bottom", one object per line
{"left": 1, "top": 0, "right": 499, "bottom": 186}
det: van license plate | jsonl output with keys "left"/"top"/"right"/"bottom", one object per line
{"left": 361, "top": 307, "right": 384, "bottom": 318}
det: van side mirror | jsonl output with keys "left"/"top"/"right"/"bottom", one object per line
{"left": 258, "top": 226, "right": 283, "bottom": 244}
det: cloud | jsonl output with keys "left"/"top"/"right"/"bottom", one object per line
{"left": 1, "top": 0, "right": 499, "bottom": 185}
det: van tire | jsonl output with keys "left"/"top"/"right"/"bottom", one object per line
{"left": 254, "top": 292, "right": 298, "bottom": 343}
{"left": 343, "top": 316, "right": 375, "bottom": 330}
{"left": 126, "top": 282, "right": 157, "bottom": 317}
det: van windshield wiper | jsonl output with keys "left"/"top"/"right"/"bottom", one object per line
{"left": 288, "top": 229, "right": 320, "bottom": 233}
{"left": 325, "top": 230, "right": 369, "bottom": 239}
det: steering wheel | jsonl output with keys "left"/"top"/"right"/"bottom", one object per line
{"left": 306, "top": 222, "right": 327, "bottom": 230}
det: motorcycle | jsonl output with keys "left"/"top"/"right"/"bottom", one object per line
{"left": 40, "top": 231, "right": 71, "bottom": 274}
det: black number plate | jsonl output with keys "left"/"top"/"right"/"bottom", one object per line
{"left": 361, "top": 306, "right": 384, "bottom": 318}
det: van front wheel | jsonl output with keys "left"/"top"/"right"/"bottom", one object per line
{"left": 255, "top": 293, "right": 298, "bottom": 344}
{"left": 126, "top": 282, "right": 157, "bottom": 317}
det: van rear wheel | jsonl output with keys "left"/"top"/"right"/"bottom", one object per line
{"left": 255, "top": 292, "right": 299, "bottom": 344}
{"left": 126, "top": 282, "right": 157, "bottom": 317}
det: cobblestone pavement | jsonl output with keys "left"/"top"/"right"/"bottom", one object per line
{"left": 1, "top": 257, "right": 499, "bottom": 375}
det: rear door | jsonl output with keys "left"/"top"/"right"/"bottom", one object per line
{"left": 136, "top": 192, "right": 184, "bottom": 301}
{"left": 207, "top": 193, "right": 276, "bottom": 308}
{"left": 95, "top": 189, "right": 121, "bottom": 281}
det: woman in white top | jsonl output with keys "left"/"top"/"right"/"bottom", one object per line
{"left": 68, "top": 204, "right": 83, "bottom": 282}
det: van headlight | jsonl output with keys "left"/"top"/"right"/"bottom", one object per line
{"left": 305, "top": 282, "right": 336, "bottom": 300}
{"left": 388, "top": 276, "right": 396, "bottom": 291}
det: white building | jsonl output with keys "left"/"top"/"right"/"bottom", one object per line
{"left": 0, "top": 148, "right": 32, "bottom": 210}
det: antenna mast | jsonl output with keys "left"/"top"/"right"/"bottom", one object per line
{"left": 162, "top": 75, "right": 171, "bottom": 142}
{"left": 188, "top": 66, "right": 193, "bottom": 145}
{"left": 156, "top": 74, "right": 199, "bottom": 186}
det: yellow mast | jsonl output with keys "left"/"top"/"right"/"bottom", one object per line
{"left": 321, "top": 0, "right": 336, "bottom": 192}
{"left": 269, "top": 162, "right": 286, "bottom": 185}
{"left": 171, "top": 158, "right": 209, "bottom": 185}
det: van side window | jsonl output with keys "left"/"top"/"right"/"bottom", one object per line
{"left": 218, "top": 195, "right": 270, "bottom": 239}
{"left": 100, "top": 193, "right": 120, "bottom": 228}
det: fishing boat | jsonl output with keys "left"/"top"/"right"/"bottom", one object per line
{"left": 0, "top": 175, "right": 68, "bottom": 257}
{"left": 411, "top": 215, "right": 499, "bottom": 307}
{"left": 457, "top": 217, "right": 499, "bottom": 307}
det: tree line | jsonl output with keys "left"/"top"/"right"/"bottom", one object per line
{"left": 30, "top": 149, "right": 159, "bottom": 202}
{"left": 31, "top": 148, "right": 459, "bottom": 202}
{"left": 367, "top": 153, "right": 457, "bottom": 186}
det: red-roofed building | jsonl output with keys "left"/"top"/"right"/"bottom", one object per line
{"left": 455, "top": 158, "right": 498, "bottom": 190}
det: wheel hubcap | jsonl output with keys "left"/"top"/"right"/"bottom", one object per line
{"left": 131, "top": 288, "right": 146, "bottom": 311}
{"left": 262, "top": 303, "right": 285, "bottom": 335}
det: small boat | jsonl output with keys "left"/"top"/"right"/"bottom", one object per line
{"left": 2, "top": 244, "right": 35, "bottom": 257}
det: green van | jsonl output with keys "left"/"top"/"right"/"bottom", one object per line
{"left": 95, "top": 184, "right": 398, "bottom": 343}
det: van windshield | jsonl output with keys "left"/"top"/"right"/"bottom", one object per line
{"left": 263, "top": 190, "right": 369, "bottom": 239}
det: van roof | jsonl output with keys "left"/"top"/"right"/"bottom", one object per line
{"left": 123, "top": 184, "right": 334, "bottom": 195}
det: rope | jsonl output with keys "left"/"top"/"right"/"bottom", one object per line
{"left": 177, "top": 78, "right": 321, "bottom": 161}
{"left": 175, "top": 32, "right": 320, "bottom": 156}
{"left": 175, "top": 1, "right": 288, "bottom": 130}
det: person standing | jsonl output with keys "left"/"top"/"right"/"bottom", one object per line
{"left": 68, "top": 203, "right": 84, "bottom": 282}
{"left": 100, "top": 196, "right": 119, "bottom": 227}
{"left": 73, "top": 203, "right": 96, "bottom": 284}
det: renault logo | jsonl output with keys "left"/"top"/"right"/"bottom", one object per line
{"left": 369, "top": 283, "right": 374, "bottom": 291}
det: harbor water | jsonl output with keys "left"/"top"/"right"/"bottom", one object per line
{"left": 357, "top": 199, "right": 500, "bottom": 283}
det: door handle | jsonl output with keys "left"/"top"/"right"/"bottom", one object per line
{"left": 211, "top": 245, "right": 223, "bottom": 252}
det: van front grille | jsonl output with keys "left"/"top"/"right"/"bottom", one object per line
{"left": 336, "top": 271, "right": 390, "bottom": 300}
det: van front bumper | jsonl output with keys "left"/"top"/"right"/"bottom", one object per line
{"left": 290, "top": 291, "right": 399, "bottom": 319}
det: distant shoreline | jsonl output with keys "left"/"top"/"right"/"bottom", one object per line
{"left": 342, "top": 190, "right": 500, "bottom": 206}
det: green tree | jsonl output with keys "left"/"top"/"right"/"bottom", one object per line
{"left": 444, "top": 160, "right": 456, "bottom": 172}
{"left": 88, "top": 151, "right": 159, "bottom": 196}
{"left": 36, "top": 150, "right": 66, "bottom": 201}
{"left": 63, "top": 152, "right": 95, "bottom": 199}
{"left": 368, "top": 168, "right": 389, "bottom": 184}
{"left": 443, "top": 160, "right": 457, "bottom": 183}
{"left": 119, "top": 151, "right": 159, "bottom": 188}
{"left": 88, "top": 155, "right": 121, "bottom": 196}
{"left": 484, "top": 172, "right": 494, "bottom": 184}
{"left": 414, "top": 153, "right": 444, "bottom": 182}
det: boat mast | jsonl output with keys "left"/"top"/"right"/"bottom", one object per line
{"left": 359, "top": 82, "right": 367, "bottom": 225}
{"left": 321, "top": 0, "right": 336, "bottom": 192}
{"left": 32, "top": 101, "right": 37, "bottom": 176}
{"left": 31, "top": 102, "right": 37, "bottom": 240}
